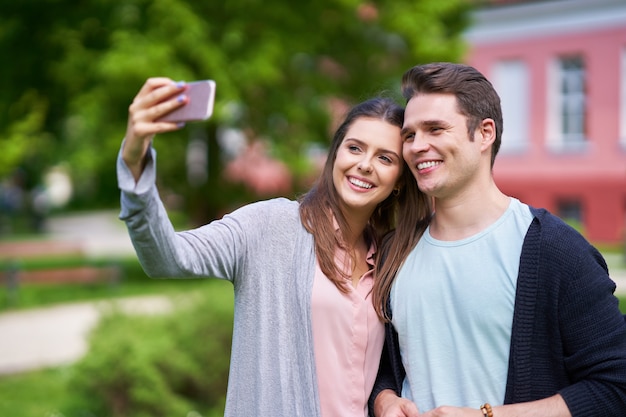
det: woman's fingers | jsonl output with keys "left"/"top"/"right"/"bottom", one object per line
{"left": 133, "top": 78, "right": 186, "bottom": 114}
{"left": 130, "top": 78, "right": 187, "bottom": 121}
{"left": 126, "top": 78, "right": 189, "bottom": 139}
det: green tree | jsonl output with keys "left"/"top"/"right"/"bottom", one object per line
{"left": 0, "top": 0, "right": 471, "bottom": 225}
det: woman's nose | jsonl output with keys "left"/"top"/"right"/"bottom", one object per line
{"left": 357, "top": 158, "right": 373, "bottom": 173}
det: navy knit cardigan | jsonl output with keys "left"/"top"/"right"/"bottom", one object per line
{"left": 369, "top": 207, "right": 626, "bottom": 417}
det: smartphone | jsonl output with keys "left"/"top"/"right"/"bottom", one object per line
{"left": 159, "top": 80, "right": 216, "bottom": 122}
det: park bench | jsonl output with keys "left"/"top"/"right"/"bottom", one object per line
{"left": 0, "top": 239, "right": 120, "bottom": 295}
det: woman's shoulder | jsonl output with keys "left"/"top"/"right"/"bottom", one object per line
{"left": 226, "top": 197, "right": 300, "bottom": 225}
{"left": 238, "top": 197, "right": 298, "bottom": 214}
{"left": 228, "top": 198, "right": 310, "bottom": 247}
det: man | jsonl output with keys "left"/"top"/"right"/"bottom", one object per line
{"left": 370, "top": 62, "right": 626, "bottom": 417}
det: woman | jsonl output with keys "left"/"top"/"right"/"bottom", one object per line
{"left": 117, "top": 78, "right": 430, "bottom": 416}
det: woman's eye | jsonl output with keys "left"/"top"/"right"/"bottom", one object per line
{"left": 379, "top": 155, "right": 393, "bottom": 163}
{"left": 348, "top": 145, "right": 361, "bottom": 152}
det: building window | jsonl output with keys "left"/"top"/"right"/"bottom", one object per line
{"left": 491, "top": 60, "right": 529, "bottom": 154}
{"left": 547, "top": 55, "right": 587, "bottom": 152}
{"left": 557, "top": 199, "right": 583, "bottom": 229}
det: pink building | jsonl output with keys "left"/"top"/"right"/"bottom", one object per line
{"left": 464, "top": 0, "right": 626, "bottom": 244}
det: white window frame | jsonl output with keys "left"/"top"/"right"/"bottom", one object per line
{"left": 546, "top": 55, "right": 588, "bottom": 152}
{"left": 491, "top": 60, "right": 530, "bottom": 154}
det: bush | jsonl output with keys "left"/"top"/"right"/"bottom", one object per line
{"left": 66, "top": 286, "right": 233, "bottom": 417}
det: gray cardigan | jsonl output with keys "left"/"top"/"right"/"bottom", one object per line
{"left": 117, "top": 147, "right": 322, "bottom": 416}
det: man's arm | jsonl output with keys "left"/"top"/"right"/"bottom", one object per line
{"left": 405, "top": 394, "right": 569, "bottom": 417}
{"left": 369, "top": 321, "right": 407, "bottom": 415}
{"left": 374, "top": 389, "right": 419, "bottom": 417}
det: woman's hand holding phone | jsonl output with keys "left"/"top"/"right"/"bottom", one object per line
{"left": 158, "top": 80, "right": 215, "bottom": 123}
{"left": 122, "top": 77, "right": 186, "bottom": 178}
{"left": 122, "top": 77, "right": 215, "bottom": 182}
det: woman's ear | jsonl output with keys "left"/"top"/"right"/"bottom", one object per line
{"left": 393, "top": 176, "right": 405, "bottom": 196}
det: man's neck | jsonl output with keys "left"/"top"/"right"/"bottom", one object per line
{"left": 429, "top": 184, "right": 510, "bottom": 241}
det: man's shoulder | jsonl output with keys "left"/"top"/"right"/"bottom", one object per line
{"left": 528, "top": 206, "right": 576, "bottom": 231}
{"left": 525, "top": 205, "right": 595, "bottom": 252}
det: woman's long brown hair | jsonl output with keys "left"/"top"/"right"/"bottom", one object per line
{"left": 372, "top": 189, "right": 431, "bottom": 321}
{"left": 299, "top": 97, "right": 421, "bottom": 294}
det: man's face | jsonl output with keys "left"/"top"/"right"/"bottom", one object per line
{"left": 401, "top": 93, "right": 484, "bottom": 200}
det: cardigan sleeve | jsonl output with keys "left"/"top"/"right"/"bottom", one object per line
{"left": 368, "top": 295, "right": 410, "bottom": 415}
{"left": 117, "top": 146, "right": 246, "bottom": 280}
{"left": 117, "top": 145, "right": 292, "bottom": 283}
{"left": 368, "top": 321, "right": 405, "bottom": 414}
{"left": 557, "top": 242, "right": 626, "bottom": 417}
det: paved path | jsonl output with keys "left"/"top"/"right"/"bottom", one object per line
{"left": 0, "top": 296, "right": 172, "bottom": 375}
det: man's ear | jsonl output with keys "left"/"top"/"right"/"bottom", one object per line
{"left": 478, "top": 118, "right": 496, "bottom": 152}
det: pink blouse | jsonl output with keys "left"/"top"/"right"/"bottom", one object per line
{"left": 311, "top": 244, "right": 385, "bottom": 417}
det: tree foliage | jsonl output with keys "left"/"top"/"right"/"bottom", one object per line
{"left": 0, "top": 0, "right": 470, "bottom": 223}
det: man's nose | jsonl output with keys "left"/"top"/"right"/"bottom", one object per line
{"left": 405, "top": 134, "right": 429, "bottom": 153}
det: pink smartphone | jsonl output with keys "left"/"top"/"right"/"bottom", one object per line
{"left": 159, "top": 80, "right": 216, "bottom": 122}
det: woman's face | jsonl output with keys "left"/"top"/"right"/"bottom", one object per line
{"left": 332, "top": 117, "right": 403, "bottom": 218}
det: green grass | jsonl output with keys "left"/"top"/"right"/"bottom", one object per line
{"left": 0, "top": 367, "right": 74, "bottom": 416}
{"left": 616, "top": 291, "right": 626, "bottom": 313}
{"left": 0, "top": 353, "right": 225, "bottom": 417}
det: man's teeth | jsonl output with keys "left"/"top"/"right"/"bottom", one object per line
{"left": 417, "top": 161, "right": 441, "bottom": 170}
{"left": 349, "top": 178, "right": 373, "bottom": 189}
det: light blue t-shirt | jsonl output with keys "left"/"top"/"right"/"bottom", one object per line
{"left": 390, "top": 198, "right": 533, "bottom": 412}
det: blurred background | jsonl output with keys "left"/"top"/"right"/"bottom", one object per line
{"left": 0, "top": 0, "right": 625, "bottom": 416}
